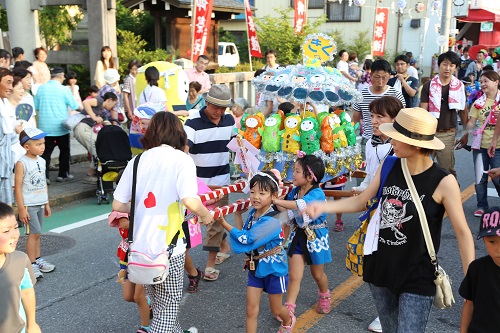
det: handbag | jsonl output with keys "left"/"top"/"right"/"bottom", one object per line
{"left": 126, "top": 153, "right": 179, "bottom": 285}
{"left": 401, "top": 158, "right": 455, "bottom": 309}
{"left": 471, "top": 111, "right": 492, "bottom": 150}
{"left": 346, "top": 156, "right": 397, "bottom": 276}
{"left": 64, "top": 113, "right": 85, "bottom": 130}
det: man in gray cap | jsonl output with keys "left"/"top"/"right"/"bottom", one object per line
{"left": 34, "top": 67, "right": 79, "bottom": 183}
{"left": 184, "top": 84, "right": 236, "bottom": 284}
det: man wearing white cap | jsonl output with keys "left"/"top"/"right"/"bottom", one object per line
{"left": 97, "top": 68, "right": 121, "bottom": 122}
{"left": 184, "top": 84, "right": 236, "bottom": 282}
{"left": 34, "top": 67, "right": 79, "bottom": 183}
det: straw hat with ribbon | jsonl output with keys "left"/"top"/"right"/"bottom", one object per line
{"left": 379, "top": 107, "right": 445, "bottom": 150}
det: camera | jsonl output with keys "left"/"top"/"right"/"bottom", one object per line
{"left": 390, "top": 70, "right": 397, "bottom": 76}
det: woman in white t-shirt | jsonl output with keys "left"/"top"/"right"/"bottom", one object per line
{"left": 113, "top": 111, "right": 213, "bottom": 332}
{"left": 139, "top": 66, "right": 189, "bottom": 117}
{"left": 337, "top": 49, "right": 357, "bottom": 85}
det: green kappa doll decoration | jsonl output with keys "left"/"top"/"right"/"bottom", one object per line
{"left": 295, "top": 117, "right": 321, "bottom": 155}
{"left": 259, "top": 113, "right": 285, "bottom": 153}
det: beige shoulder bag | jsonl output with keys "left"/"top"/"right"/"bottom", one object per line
{"left": 401, "top": 158, "right": 455, "bottom": 309}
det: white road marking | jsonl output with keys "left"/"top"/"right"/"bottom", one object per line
{"left": 49, "top": 213, "right": 109, "bottom": 234}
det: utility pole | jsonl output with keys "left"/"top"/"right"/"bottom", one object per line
{"left": 439, "top": 0, "right": 452, "bottom": 53}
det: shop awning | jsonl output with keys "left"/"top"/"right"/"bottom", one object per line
{"left": 457, "top": 8, "right": 500, "bottom": 23}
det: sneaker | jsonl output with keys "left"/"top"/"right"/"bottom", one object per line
{"left": 83, "top": 176, "right": 98, "bottom": 184}
{"left": 278, "top": 310, "right": 296, "bottom": 333}
{"left": 36, "top": 258, "right": 55, "bottom": 273}
{"left": 183, "top": 327, "right": 198, "bottom": 333}
{"left": 317, "top": 290, "right": 331, "bottom": 314}
{"left": 474, "top": 208, "right": 485, "bottom": 217}
{"left": 32, "top": 264, "right": 43, "bottom": 279}
{"left": 368, "top": 316, "right": 382, "bottom": 332}
{"left": 187, "top": 269, "right": 204, "bottom": 293}
{"left": 56, "top": 175, "right": 74, "bottom": 182}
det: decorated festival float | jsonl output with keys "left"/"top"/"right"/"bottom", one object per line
{"left": 129, "top": 61, "right": 190, "bottom": 154}
{"left": 231, "top": 34, "right": 363, "bottom": 184}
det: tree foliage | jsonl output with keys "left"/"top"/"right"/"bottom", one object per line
{"left": 116, "top": 29, "right": 173, "bottom": 76}
{"left": 38, "top": 6, "right": 83, "bottom": 49}
{"left": 116, "top": 0, "right": 155, "bottom": 50}
{"left": 254, "top": 8, "right": 326, "bottom": 65}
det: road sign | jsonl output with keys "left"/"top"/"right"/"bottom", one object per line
{"left": 481, "top": 22, "right": 493, "bottom": 32}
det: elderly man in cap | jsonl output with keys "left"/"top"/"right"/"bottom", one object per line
{"left": 34, "top": 67, "right": 79, "bottom": 183}
{"left": 184, "top": 84, "right": 236, "bottom": 283}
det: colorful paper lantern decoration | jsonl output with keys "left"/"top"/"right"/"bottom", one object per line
{"left": 415, "top": 2, "right": 425, "bottom": 13}
{"left": 397, "top": 0, "right": 407, "bottom": 11}
{"left": 432, "top": 0, "right": 440, "bottom": 11}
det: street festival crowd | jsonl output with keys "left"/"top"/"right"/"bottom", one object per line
{"left": 0, "top": 41, "right": 500, "bottom": 333}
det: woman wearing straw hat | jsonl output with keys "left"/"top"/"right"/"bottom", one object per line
{"left": 304, "top": 107, "right": 475, "bottom": 333}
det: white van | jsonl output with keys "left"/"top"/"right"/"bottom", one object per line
{"left": 218, "top": 42, "right": 240, "bottom": 68}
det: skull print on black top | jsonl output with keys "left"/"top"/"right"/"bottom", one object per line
{"left": 363, "top": 158, "right": 448, "bottom": 296}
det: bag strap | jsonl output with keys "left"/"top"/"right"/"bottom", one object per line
{"left": 478, "top": 111, "right": 493, "bottom": 134}
{"left": 400, "top": 158, "right": 439, "bottom": 270}
{"left": 128, "top": 153, "right": 142, "bottom": 244}
{"left": 377, "top": 155, "right": 397, "bottom": 199}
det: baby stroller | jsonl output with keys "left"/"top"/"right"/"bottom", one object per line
{"left": 94, "top": 125, "right": 132, "bottom": 204}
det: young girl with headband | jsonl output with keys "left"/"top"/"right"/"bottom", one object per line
{"left": 273, "top": 153, "right": 332, "bottom": 316}
{"left": 216, "top": 170, "right": 295, "bottom": 333}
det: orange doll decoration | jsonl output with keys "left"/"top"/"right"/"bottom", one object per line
{"left": 320, "top": 116, "right": 335, "bottom": 154}
{"left": 242, "top": 114, "right": 264, "bottom": 149}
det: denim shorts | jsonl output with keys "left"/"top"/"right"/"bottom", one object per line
{"left": 248, "top": 272, "right": 288, "bottom": 294}
{"left": 369, "top": 284, "right": 433, "bottom": 333}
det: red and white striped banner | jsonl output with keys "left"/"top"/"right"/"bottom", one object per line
{"left": 294, "top": 0, "right": 307, "bottom": 34}
{"left": 244, "top": 0, "right": 262, "bottom": 58}
{"left": 192, "top": 0, "right": 214, "bottom": 59}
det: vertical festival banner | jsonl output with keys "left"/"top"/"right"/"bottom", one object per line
{"left": 192, "top": 0, "right": 214, "bottom": 59}
{"left": 294, "top": 0, "right": 307, "bottom": 34}
{"left": 245, "top": 0, "right": 262, "bottom": 59}
{"left": 372, "top": 7, "right": 389, "bottom": 57}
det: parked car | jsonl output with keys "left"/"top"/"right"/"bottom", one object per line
{"left": 218, "top": 42, "right": 240, "bottom": 68}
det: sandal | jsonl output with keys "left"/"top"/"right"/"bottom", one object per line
{"left": 334, "top": 220, "right": 344, "bottom": 232}
{"left": 215, "top": 252, "right": 231, "bottom": 265}
{"left": 203, "top": 267, "right": 220, "bottom": 281}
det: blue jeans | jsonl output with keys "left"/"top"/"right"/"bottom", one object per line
{"left": 473, "top": 148, "right": 500, "bottom": 209}
{"left": 369, "top": 284, "right": 433, "bottom": 333}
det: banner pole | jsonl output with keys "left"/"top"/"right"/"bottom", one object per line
{"left": 191, "top": 0, "right": 196, "bottom": 63}
{"left": 245, "top": 0, "right": 253, "bottom": 71}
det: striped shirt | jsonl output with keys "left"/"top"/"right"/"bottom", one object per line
{"left": 184, "top": 107, "right": 236, "bottom": 186}
{"left": 352, "top": 86, "right": 406, "bottom": 140}
{"left": 34, "top": 80, "right": 79, "bottom": 136}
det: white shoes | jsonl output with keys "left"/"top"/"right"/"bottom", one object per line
{"left": 368, "top": 316, "right": 382, "bottom": 332}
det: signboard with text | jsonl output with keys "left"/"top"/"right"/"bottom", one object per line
{"left": 192, "top": 0, "right": 214, "bottom": 59}
{"left": 245, "top": 0, "right": 262, "bottom": 58}
{"left": 372, "top": 8, "right": 389, "bottom": 57}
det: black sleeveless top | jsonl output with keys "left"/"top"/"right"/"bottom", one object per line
{"left": 363, "top": 159, "right": 449, "bottom": 296}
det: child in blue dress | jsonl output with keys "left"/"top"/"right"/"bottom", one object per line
{"left": 273, "top": 153, "right": 332, "bottom": 315}
{"left": 216, "top": 171, "right": 295, "bottom": 333}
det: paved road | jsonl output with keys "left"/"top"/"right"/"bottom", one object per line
{"left": 25, "top": 147, "right": 494, "bottom": 333}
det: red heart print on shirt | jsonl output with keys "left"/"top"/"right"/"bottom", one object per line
{"left": 144, "top": 192, "right": 156, "bottom": 208}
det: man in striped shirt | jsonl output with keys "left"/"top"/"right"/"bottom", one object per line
{"left": 351, "top": 59, "right": 406, "bottom": 156}
{"left": 184, "top": 84, "right": 236, "bottom": 281}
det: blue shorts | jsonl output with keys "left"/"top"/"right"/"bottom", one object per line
{"left": 247, "top": 272, "right": 288, "bottom": 294}
{"left": 292, "top": 234, "right": 304, "bottom": 255}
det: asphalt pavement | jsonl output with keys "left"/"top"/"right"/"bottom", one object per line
{"left": 15, "top": 140, "right": 495, "bottom": 333}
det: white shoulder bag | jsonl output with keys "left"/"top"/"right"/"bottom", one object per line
{"left": 401, "top": 158, "right": 455, "bottom": 309}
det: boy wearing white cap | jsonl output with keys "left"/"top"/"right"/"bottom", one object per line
{"left": 97, "top": 68, "right": 121, "bottom": 123}
{"left": 459, "top": 207, "right": 500, "bottom": 333}
{"left": 14, "top": 128, "right": 55, "bottom": 280}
